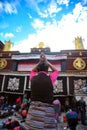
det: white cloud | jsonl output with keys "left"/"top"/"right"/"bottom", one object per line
{"left": 25, "top": 0, "right": 39, "bottom": 11}
{"left": 26, "top": 0, "right": 62, "bottom": 18}
{"left": 38, "top": 10, "right": 49, "bottom": 18}
{"left": 12, "top": 3, "right": 87, "bottom": 52}
{"left": 48, "top": 1, "right": 62, "bottom": 16}
{"left": 4, "top": 33, "right": 14, "bottom": 38}
{"left": 57, "top": 0, "right": 70, "bottom": 6}
{"left": 0, "top": 1, "right": 18, "bottom": 14}
{"left": 73, "top": 3, "right": 87, "bottom": 22}
{"left": 0, "top": 32, "right": 14, "bottom": 39}
{"left": 31, "top": 19, "right": 45, "bottom": 29}
{"left": 38, "top": 1, "right": 62, "bottom": 18}
{"left": 4, "top": 2, "right": 17, "bottom": 14}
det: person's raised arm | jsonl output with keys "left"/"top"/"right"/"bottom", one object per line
{"left": 40, "top": 53, "right": 58, "bottom": 71}
{"left": 32, "top": 63, "right": 38, "bottom": 72}
{"left": 30, "top": 63, "right": 38, "bottom": 80}
{"left": 47, "top": 61, "right": 57, "bottom": 71}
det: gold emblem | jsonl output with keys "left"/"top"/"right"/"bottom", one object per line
{"left": 73, "top": 57, "right": 86, "bottom": 70}
{"left": 0, "top": 59, "right": 7, "bottom": 69}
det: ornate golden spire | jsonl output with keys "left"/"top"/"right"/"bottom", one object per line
{"left": 3, "top": 40, "right": 12, "bottom": 51}
{"left": 35, "top": 42, "right": 48, "bottom": 48}
{"left": 31, "top": 42, "right": 50, "bottom": 52}
{"left": 75, "top": 36, "right": 84, "bottom": 50}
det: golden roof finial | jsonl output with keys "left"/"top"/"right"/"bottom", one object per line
{"left": 3, "top": 40, "right": 12, "bottom": 51}
{"left": 38, "top": 42, "right": 44, "bottom": 48}
{"left": 34, "top": 42, "right": 49, "bottom": 48}
{"left": 75, "top": 36, "right": 84, "bottom": 50}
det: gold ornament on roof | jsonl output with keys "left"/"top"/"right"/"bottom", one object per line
{"left": 35, "top": 42, "right": 49, "bottom": 48}
{"left": 38, "top": 42, "right": 44, "bottom": 48}
{"left": 3, "top": 40, "right": 12, "bottom": 51}
{"left": 75, "top": 36, "right": 84, "bottom": 50}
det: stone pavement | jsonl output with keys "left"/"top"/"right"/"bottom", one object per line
{"left": 76, "top": 124, "right": 87, "bottom": 130}
{"left": 0, "top": 112, "right": 87, "bottom": 130}
{"left": 57, "top": 122, "right": 87, "bottom": 130}
{"left": 57, "top": 113, "right": 87, "bottom": 130}
{"left": 0, "top": 119, "right": 87, "bottom": 130}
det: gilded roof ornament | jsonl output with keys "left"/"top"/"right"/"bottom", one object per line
{"left": 35, "top": 42, "right": 49, "bottom": 48}
{"left": 75, "top": 36, "right": 84, "bottom": 50}
{"left": 3, "top": 40, "right": 12, "bottom": 51}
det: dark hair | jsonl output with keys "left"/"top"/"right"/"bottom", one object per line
{"left": 37, "top": 61, "right": 49, "bottom": 72}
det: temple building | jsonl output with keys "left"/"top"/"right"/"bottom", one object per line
{"left": 0, "top": 38, "right": 87, "bottom": 107}
{"left": 0, "top": 41, "right": 4, "bottom": 51}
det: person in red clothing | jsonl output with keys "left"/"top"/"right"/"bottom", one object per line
{"left": 16, "top": 97, "right": 21, "bottom": 103}
{"left": 23, "top": 53, "right": 59, "bottom": 130}
{"left": 16, "top": 96, "right": 21, "bottom": 111}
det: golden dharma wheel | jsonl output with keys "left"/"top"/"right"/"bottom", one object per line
{"left": 73, "top": 57, "right": 86, "bottom": 70}
{"left": 0, "top": 59, "right": 7, "bottom": 69}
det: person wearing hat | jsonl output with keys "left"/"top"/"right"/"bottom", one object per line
{"left": 23, "top": 53, "right": 59, "bottom": 130}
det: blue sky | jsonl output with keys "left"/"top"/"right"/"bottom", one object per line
{"left": 0, "top": 0, "right": 87, "bottom": 52}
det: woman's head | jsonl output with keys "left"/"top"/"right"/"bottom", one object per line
{"left": 40, "top": 53, "right": 46, "bottom": 62}
{"left": 37, "top": 61, "right": 49, "bottom": 72}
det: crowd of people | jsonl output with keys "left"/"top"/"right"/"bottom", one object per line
{"left": 0, "top": 94, "right": 30, "bottom": 129}
{"left": 2, "top": 117, "right": 20, "bottom": 130}
{"left": 65, "top": 96, "right": 86, "bottom": 130}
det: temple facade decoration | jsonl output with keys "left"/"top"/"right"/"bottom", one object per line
{"left": 31, "top": 42, "right": 50, "bottom": 52}
{"left": 0, "top": 58, "right": 7, "bottom": 69}
{"left": 3, "top": 75, "right": 25, "bottom": 94}
{"left": 73, "top": 57, "right": 86, "bottom": 70}
{"left": 0, "top": 41, "right": 87, "bottom": 105}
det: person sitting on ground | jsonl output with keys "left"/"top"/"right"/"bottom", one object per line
{"left": 10, "top": 118, "right": 20, "bottom": 130}
{"left": 2, "top": 116, "right": 12, "bottom": 129}
{"left": 2, "top": 117, "right": 20, "bottom": 130}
